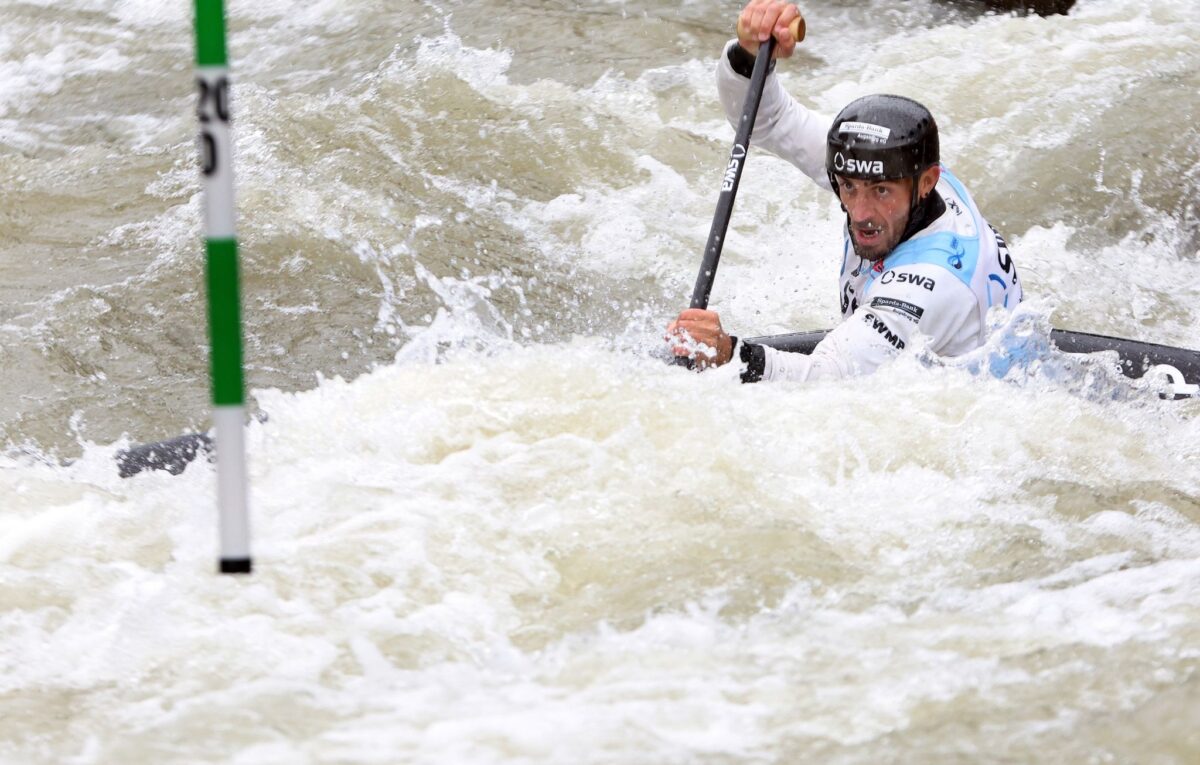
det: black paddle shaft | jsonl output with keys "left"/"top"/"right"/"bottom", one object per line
{"left": 688, "top": 37, "right": 777, "bottom": 310}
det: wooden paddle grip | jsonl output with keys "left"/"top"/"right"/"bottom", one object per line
{"left": 736, "top": 15, "right": 806, "bottom": 46}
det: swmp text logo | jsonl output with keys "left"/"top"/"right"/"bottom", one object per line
{"left": 833, "top": 152, "right": 883, "bottom": 176}
{"left": 721, "top": 144, "right": 747, "bottom": 192}
{"left": 862, "top": 312, "right": 905, "bottom": 350}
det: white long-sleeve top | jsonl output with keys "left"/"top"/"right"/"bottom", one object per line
{"left": 717, "top": 41, "right": 1022, "bottom": 382}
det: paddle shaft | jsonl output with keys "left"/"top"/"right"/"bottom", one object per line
{"left": 688, "top": 37, "right": 777, "bottom": 310}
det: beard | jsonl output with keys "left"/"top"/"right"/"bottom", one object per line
{"left": 849, "top": 220, "right": 905, "bottom": 261}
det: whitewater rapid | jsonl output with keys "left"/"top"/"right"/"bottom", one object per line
{"left": 2, "top": 0, "right": 1199, "bottom": 762}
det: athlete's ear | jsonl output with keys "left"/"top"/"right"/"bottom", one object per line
{"left": 918, "top": 165, "right": 941, "bottom": 199}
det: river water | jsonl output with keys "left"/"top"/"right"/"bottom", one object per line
{"left": 2, "top": 0, "right": 1198, "bottom": 762}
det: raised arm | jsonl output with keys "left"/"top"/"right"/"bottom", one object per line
{"left": 715, "top": 2, "right": 833, "bottom": 190}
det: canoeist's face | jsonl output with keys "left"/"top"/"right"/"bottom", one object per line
{"left": 836, "top": 176, "right": 913, "bottom": 260}
{"left": 836, "top": 167, "right": 939, "bottom": 260}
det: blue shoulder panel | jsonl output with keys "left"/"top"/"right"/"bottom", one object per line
{"left": 886, "top": 232, "right": 978, "bottom": 287}
{"left": 871, "top": 165, "right": 982, "bottom": 289}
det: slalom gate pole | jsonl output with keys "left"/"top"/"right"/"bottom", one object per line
{"left": 194, "top": 0, "right": 251, "bottom": 574}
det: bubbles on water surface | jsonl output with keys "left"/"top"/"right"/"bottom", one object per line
{"left": 1, "top": 0, "right": 1199, "bottom": 761}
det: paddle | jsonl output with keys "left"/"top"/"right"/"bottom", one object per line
{"left": 675, "top": 17, "right": 803, "bottom": 366}
{"left": 688, "top": 17, "right": 804, "bottom": 310}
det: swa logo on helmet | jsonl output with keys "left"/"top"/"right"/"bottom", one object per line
{"left": 834, "top": 152, "right": 883, "bottom": 176}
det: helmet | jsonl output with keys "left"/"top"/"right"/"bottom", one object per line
{"left": 825, "top": 94, "right": 939, "bottom": 191}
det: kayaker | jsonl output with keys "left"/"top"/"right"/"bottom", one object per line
{"left": 668, "top": 0, "right": 1022, "bottom": 382}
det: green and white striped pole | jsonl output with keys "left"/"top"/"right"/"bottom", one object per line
{"left": 194, "top": 0, "right": 251, "bottom": 574}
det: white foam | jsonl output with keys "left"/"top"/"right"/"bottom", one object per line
{"left": 3, "top": 0, "right": 1200, "bottom": 760}
{"left": 0, "top": 40, "right": 129, "bottom": 119}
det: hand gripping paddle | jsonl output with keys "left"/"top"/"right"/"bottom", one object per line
{"left": 676, "top": 16, "right": 804, "bottom": 367}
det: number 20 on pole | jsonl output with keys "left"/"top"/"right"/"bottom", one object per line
{"left": 197, "top": 76, "right": 230, "bottom": 178}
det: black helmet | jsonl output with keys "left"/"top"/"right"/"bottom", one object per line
{"left": 825, "top": 94, "right": 939, "bottom": 191}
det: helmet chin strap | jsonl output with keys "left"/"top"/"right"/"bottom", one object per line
{"left": 897, "top": 172, "right": 944, "bottom": 246}
{"left": 900, "top": 175, "right": 923, "bottom": 242}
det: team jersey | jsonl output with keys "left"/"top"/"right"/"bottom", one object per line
{"left": 716, "top": 41, "right": 1022, "bottom": 382}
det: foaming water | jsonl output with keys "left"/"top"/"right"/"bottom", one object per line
{"left": 3, "top": 0, "right": 1198, "bottom": 451}
{"left": 3, "top": 336, "right": 1199, "bottom": 762}
{"left": 2, "top": 0, "right": 1199, "bottom": 762}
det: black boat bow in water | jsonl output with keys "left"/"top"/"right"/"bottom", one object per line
{"left": 116, "top": 328, "right": 1199, "bottom": 478}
